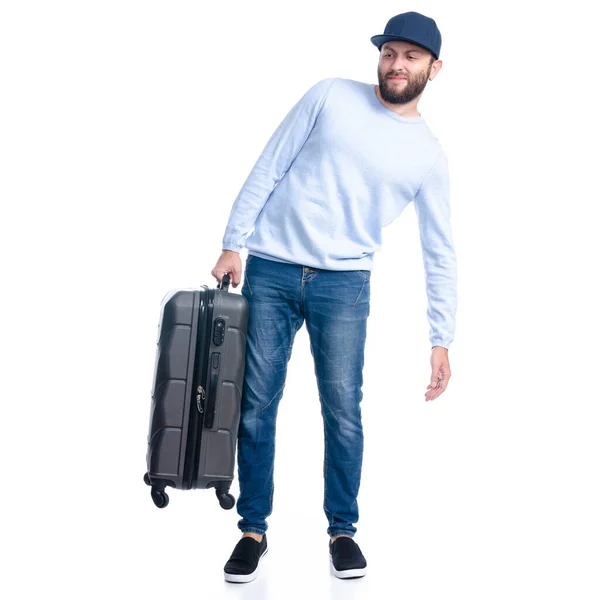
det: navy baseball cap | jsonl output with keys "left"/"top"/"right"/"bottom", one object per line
{"left": 371, "top": 11, "right": 442, "bottom": 59}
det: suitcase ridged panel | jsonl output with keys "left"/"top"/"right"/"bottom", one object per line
{"left": 196, "top": 292, "right": 248, "bottom": 487}
{"left": 147, "top": 291, "right": 197, "bottom": 485}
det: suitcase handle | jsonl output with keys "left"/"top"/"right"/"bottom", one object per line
{"left": 218, "top": 273, "right": 230, "bottom": 292}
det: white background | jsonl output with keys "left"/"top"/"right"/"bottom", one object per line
{"left": 2, "top": 0, "right": 599, "bottom": 598}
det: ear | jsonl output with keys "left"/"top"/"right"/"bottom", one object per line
{"left": 429, "top": 59, "right": 442, "bottom": 81}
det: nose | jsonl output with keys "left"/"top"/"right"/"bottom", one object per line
{"left": 390, "top": 55, "right": 409, "bottom": 73}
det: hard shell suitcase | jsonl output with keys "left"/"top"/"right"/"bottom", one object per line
{"left": 143, "top": 274, "right": 248, "bottom": 509}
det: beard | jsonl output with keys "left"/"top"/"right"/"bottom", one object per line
{"left": 377, "top": 64, "right": 431, "bottom": 104}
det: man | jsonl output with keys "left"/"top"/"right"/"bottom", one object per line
{"left": 211, "top": 11, "right": 457, "bottom": 582}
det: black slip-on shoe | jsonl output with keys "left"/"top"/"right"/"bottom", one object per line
{"left": 329, "top": 537, "right": 367, "bottom": 579}
{"left": 224, "top": 535, "right": 268, "bottom": 583}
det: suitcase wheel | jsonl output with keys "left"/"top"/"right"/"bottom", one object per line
{"left": 216, "top": 491, "right": 235, "bottom": 510}
{"left": 151, "top": 488, "right": 170, "bottom": 509}
{"left": 143, "top": 472, "right": 151, "bottom": 486}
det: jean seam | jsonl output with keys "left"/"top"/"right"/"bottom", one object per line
{"left": 353, "top": 278, "right": 367, "bottom": 307}
{"left": 269, "top": 409, "right": 277, "bottom": 517}
{"left": 324, "top": 414, "right": 329, "bottom": 527}
{"left": 245, "top": 274, "right": 253, "bottom": 296}
{"left": 259, "top": 385, "right": 284, "bottom": 413}
{"left": 300, "top": 270, "right": 306, "bottom": 314}
{"left": 258, "top": 318, "right": 300, "bottom": 414}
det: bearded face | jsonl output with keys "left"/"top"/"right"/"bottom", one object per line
{"left": 377, "top": 61, "right": 432, "bottom": 104}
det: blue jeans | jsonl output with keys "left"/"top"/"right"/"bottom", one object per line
{"left": 236, "top": 255, "right": 370, "bottom": 538}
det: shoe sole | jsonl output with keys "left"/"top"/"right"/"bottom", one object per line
{"left": 330, "top": 556, "right": 367, "bottom": 579}
{"left": 224, "top": 548, "right": 268, "bottom": 583}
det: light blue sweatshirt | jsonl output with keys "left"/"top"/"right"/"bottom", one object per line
{"left": 222, "top": 77, "right": 457, "bottom": 349}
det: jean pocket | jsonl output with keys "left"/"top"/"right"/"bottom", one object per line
{"left": 356, "top": 270, "right": 371, "bottom": 282}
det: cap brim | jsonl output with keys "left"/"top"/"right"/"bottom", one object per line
{"left": 370, "top": 35, "right": 437, "bottom": 58}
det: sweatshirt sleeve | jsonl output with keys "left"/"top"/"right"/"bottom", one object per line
{"left": 221, "top": 78, "right": 337, "bottom": 252}
{"left": 413, "top": 150, "right": 458, "bottom": 350}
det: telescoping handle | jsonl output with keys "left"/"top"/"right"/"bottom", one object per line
{"left": 217, "top": 272, "right": 231, "bottom": 292}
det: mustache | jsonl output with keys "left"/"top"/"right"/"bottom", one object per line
{"left": 386, "top": 73, "right": 408, "bottom": 79}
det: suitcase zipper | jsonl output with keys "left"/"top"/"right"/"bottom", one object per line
{"left": 183, "top": 290, "right": 212, "bottom": 489}
{"left": 183, "top": 289, "right": 215, "bottom": 490}
{"left": 196, "top": 386, "right": 206, "bottom": 413}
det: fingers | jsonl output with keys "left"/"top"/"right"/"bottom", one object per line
{"left": 425, "top": 381, "right": 440, "bottom": 401}
{"left": 211, "top": 267, "right": 241, "bottom": 287}
{"left": 426, "top": 365, "right": 440, "bottom": 401}
{"left": 225, "top": 268, "right": 240, "bottom": 288}
{"left": 211, "top": 268, "right": 229, "bottom": 283}
{"left": 430, "top": 370, "right": 439, "bottom": 388}
{"left": 426, "top": 381, "right": 446, "bottom": 400}
{"left": 212, "top": 251, "right": 243, "bottom": 287}
{"left": 425, "top": 383, "right": 441, "bottom": 401}
{"left": 425, "top": 371, "right": 450, "bottom": 401}
{"left": 231, "top": 268, "right": 241, "bottom": 288}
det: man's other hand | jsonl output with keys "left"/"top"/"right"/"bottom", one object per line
{"left": 425, "top": 346, "right": 451, "bottom": 401}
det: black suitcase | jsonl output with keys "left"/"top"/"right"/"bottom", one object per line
{"left": 143, "top": 274, "right": 248, "bottom": 509}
